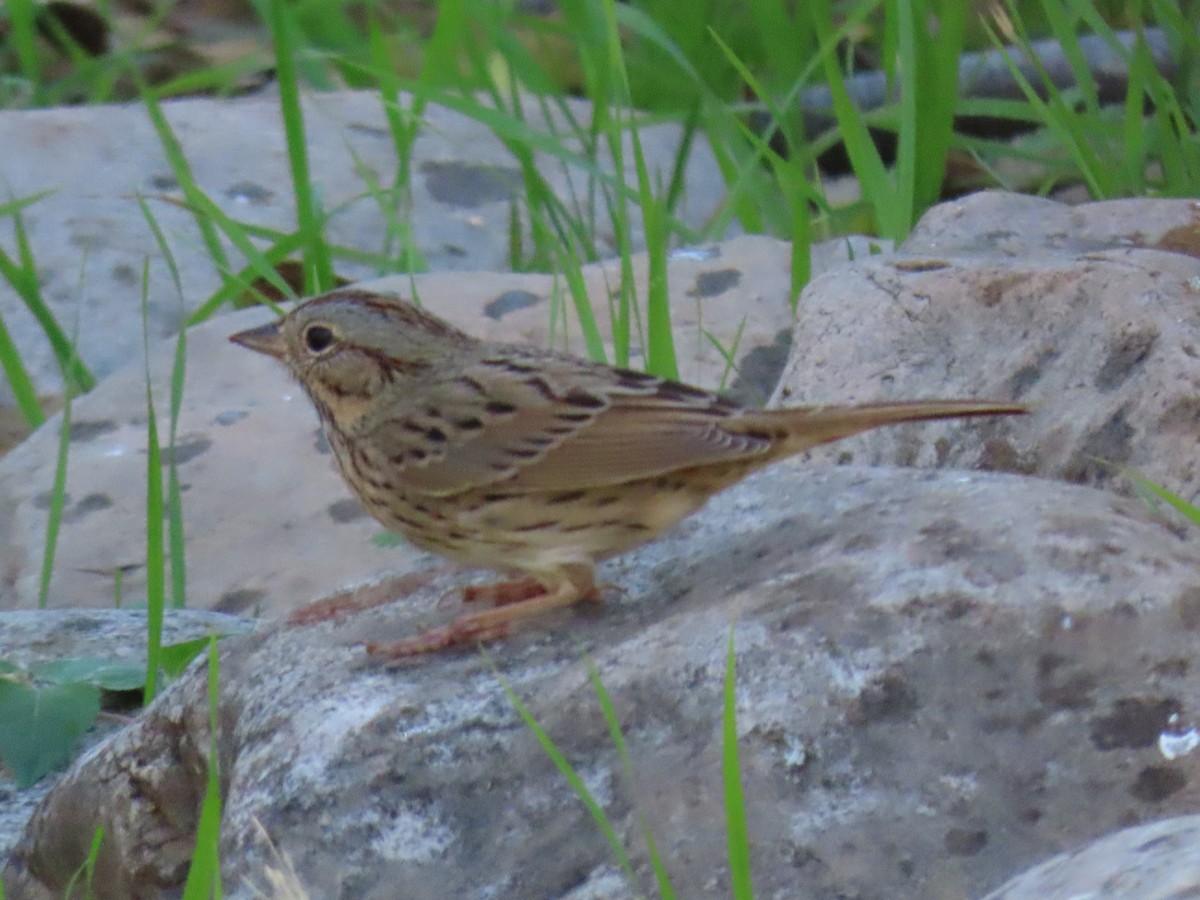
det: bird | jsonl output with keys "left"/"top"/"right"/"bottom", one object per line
{"left": 230, "top": 288, "right": 1025, "bottom": 656}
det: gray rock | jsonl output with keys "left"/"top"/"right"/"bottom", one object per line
{"left": 0, "top": 90, "right": 730, "bottom": 400}
{"left": 6, "top": 467, "right": 1200, "bottom": 899}
{"left": 904, "top": 190, "right": 1200, "bottom": 257}
{"left": 775, "top": 192, "right": 1200, "bottom": 501}
{"left": 0, "top": 608, "right": 248, "bottom": 670}
{"left": 0, "top": 609, "right": 253, "bottom": 866}
{"left": 982, "top": 816, "right": 1200, "bottom": 900}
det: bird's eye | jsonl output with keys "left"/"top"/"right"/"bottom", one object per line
{"left": 303, "top": 324, "right": 336, "bottom": 354}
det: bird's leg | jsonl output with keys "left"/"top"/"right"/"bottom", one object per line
{"left": 461, "top": 577, "right": 546, "bottom": 607}
{"left": 366, "top": 563, "right": 597, "bottom": 658}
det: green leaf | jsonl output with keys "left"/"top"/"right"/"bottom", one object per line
{"left": 160, "top": 637, "right": 218, "bottom": 679}
{"left": 33, "top": 657, "right": 147, "bottom": 691}
{"left": 0, "top": 680, "right": 101, "bottom": 787}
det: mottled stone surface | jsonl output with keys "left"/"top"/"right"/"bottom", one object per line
{"left": 983, "top": 816, "right": 1200, "bottom": 900}
{"left": 776, "top": 192, "right": 1200, "bottom": 502}
{"left": 6, "top": 467, "right": 1200, "bottom": 899}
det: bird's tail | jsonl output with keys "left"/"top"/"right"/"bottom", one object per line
{"left": 735, "top": 399, "right": 1027, "bottom": 458}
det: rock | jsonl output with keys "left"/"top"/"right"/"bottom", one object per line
{"left": 6, "top": 466, "right": 1200, "bottom": 899}
{"left": 775, "top": 192, "right": 1200, "bottom": 501}
{"left": 0, "top": 236, "right": 880, "bottom": 619}
{"left": 0, "top": 90, "right": 731, "bottom": 401}
{"left": 0, "top": 609, "right": 249, "bottom": 670}
{"left": 905, "top": 191, "right": 1200, "bottom": 257}
{"left": 0, "top": 609, "right": 253, "bottom": 865}
{"left": 982, "top": 816, "right": 1200, "bottom": 899}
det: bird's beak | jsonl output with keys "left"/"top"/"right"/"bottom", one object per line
{"left": 229, "top": 319, "right": 286, "bottom": 360}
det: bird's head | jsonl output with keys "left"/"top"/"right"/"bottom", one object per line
{"left": 230, "top": 289, "right": 475, "bottom": 431}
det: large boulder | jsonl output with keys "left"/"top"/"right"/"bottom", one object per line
{"left": 6, "top": 466, "right": 1199, "bottom": 898}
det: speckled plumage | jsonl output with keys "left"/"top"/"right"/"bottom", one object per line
{"left": 231, "top": 288, "right": 1025, "bottom": 654}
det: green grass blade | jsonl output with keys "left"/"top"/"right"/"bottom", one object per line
{"left": 143, "top": 79, "right": 307, "bottom": 314}
{"left": 140, "top": 87, "right": 233, "bottom": 278}
{"left": 7, "top": 0, "right": 41, "bottom": 94}
{"left": 3, "top": 210, "right": 95, "bottom": 393}
{"left": 1129, "top": 471, "right": 1200, "bottom": 528}
{"left": 784, "top": 159, "right": 813, "bottom": 307}
{"left": 703, "top": 316, "right": 748, "bottom": 394}
{"left": 420, "top": 0, "right": 469, "bottom": 91}
{"left": 589, "top": 664, "right": 677, "bottom": 899}
{"left": 166, "top": 324, "right": 188, "bottom": 610}
{"left": 748, "top": 0, "right": 814, "bottom": 83}
{"left": 61, "top": 826, "right": 105, "bottom": 899}
{"left": 0, "top": 190, "right": 57, "bottom": 219}
{"left": 809, "top": 0, "right": 898, "bottom": 238}
{"left": 38, "top": 261, "right": 92, "bottom": 609}
{"left": 663, "top": 104, "right": 700, "bottom": 220}
{"left": 598, "top": 0, "right": 677, "bottom": 377}
{"left": 1097, "top": 4, "right": 1200, "bottom": 196}
{"left": 988, "top": 4, "right": 1111, "bottom": 197}
{"left": 0, "top": 194, "right": 72, "bottom": 426}
{"left": 703, "top": 115, "right": 769, "bottom": 237}
{"left": 1121, "top": 30, "right": 1150, "bottom": 194}
{"left": 37, "top": 363, "right": 73, "bottom": 609}
{"left": 705, "top": 28, "right": 820, "bottom": 303}
{"left": 601, "top": 0, "right": 639, "bottom": 370}
{"left": 723, "top": 628, "right": 753, "bottom": 899}
{"left": 366, "top": 12, "right": 427, "bottom": 274}
{"left": 146, "top": 93, "right": 343, "bottom": 314}
{"left": 913, "top": 0, "right": 965, "bottom": 213}
{"left": 0, "top": 308, "right": 43, "bottom": 427}
{"left": 171, "top": 185, "right": 299, "bottom": 301}
{"left": 401, "top": 82, "right": 635, "bottom": 204}
{"left": 558, "top": 233, "right": 607, "bottom": 363}
{"left": 136, "top": 195, "right": 189, "bottom": 608}
{"left": 141, "top": 263, "right": 165, "bottom": 705}
{"left": 182, "top": 636, "right": 224, "bottom": 899}
{"left": 494, "top": 664, "right": 639, "bottom": 889}
{"left": 137, "top": 194, "right": 185, "bottom": 299}
{"left": 1041, "top": 0, "right": 1102, "bottom": 112}
{"left": 890, "top": 0, "right": 918, "bottom": 231}
{"left": 185, "top": 228, "right": 306, "bottom": 326}
{"left": 636, "top": 153, "right": 677, "bottom": 380}
{"left": 613, "top": 2, "right": 711, "bottom": 88}
{"left": 267, "top": 0, "right": 334, "bottom": 294}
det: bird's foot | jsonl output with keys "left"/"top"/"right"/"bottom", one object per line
{"left": 366, "top": 578, "right": 591, "bottom": 660}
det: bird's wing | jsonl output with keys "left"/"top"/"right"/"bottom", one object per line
{"left": 360, "top": 351, "right": 774, "bottom": 496}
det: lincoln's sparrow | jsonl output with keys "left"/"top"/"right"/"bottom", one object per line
{"left": 231, "top": 289, "right": 1025, "bottom": 655}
